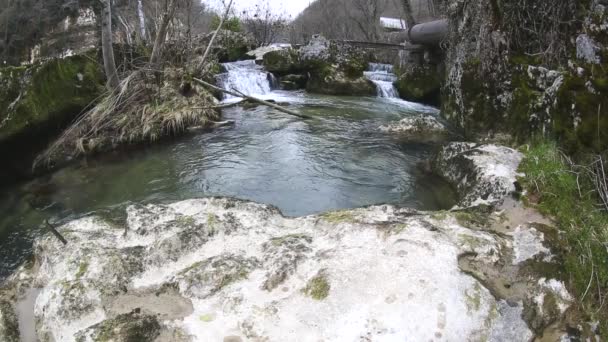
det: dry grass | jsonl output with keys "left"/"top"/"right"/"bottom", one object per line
{"left": 34, "top": 64, "right": 220, "bottom": 168}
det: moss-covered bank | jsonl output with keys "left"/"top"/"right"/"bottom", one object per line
{"left": 0, "top": 54, "right": 104, "bottom": 147}
{"left": 518, "top": 141, "right": 608, "bottom": 338}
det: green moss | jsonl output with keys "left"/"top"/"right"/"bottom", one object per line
{"left": 458, "top": 234, "right": 484, "bottom": 250}
{"left": 519, "top": 141, "right": 608, "bottom": 335}
{"left": 0, "top": 53, "right": 104, "bottom": 144}
{"left": 0, "top": 299, "right": 19, "bottom": 342}
{"left": 454, "top": 210, "right": 488, "bottom": 228}
{"left": 464, "top": 283, "right": 482, "bottom": 313}
{"left": 431, "top": 211, "right": 448, "bottom": 221}
{"left": 552, "top": 71, "right": 608, "bottom": 154}
{"left": 199, "top": 314, "right": 215, "bottom": 322}
{"left": 177, "top": 216, "right": 196, "bottom": 227}
{"left": 394, "top": 65, "right": 441, "bottom": 105}
{"left": 302, "top": 272, "right": 330, "bottom": 300}
{"left": 262, "top": 49, "right": 300, "bottom": 74}
{"left": 89, "top": 312, "right": 161, "bottom": 342}
{"left": 322, "top": 211, "right": 356, "bottom": 224}
{"left": 268, "top": 234, "right": 311, "bottom": 246}
{"left": 76, "top": 260, "right": 89, "bottom": 279}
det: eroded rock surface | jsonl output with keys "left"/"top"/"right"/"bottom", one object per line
{"left": 0, "top": 143, "right": 576, "bottom": 341}
{"left": 433, "top": 143, "right": 523, "bottom": 207}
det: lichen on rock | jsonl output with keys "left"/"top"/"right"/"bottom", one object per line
{"left": 0, "top": 297, "right": 19, "bottom": 342}
{"left": 75, "top": 311, "right": 162, "bottom": 342}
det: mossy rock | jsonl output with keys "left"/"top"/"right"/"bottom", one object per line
{"left": 302, "top": 271, "right": 330, "bottom": 300}
{"left": 211, "top": 30, "right": 256, "bottom": 63}
{"left": 338, "top": 53, "right": 368, "bottom": 79}
{"left": 552, "top": 72, "right": 608, "bottom": 154}
{"left": 76, "top": 311, "right": 161, "bottom": 342}
{"left": 307, "top": 67, "right": 375, "bottom": 96}
{"left": 394, "top": 65, "right": 441, "bottom": 106}
{"left": 0, "top": 53, "right": 104, "bottom": 146}
{"left": 263, "top": 49, "right": 301, "bottom": 75}
{"left": 279, "top": 74, "right": 308, "bottom": 90}
{"left": 0, "top": 299, "right": 19, "bottom": 342}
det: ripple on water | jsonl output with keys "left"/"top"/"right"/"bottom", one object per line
{"left": 0, "top": 93, "right": 455, "bottom": 281}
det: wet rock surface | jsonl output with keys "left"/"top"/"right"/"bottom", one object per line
{"left": 0, "top": 143, "right": 579, "bottom": 341}
{"left": 380, "top": 114, "right": 450, "bottom": 143}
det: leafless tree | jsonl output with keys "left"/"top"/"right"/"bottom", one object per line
{"left": 241, "top": 0, "right": 290, "bottom": 46}
{"left": 100, "top": 0, "right": 119, "bottom": 91}
{"left": 149, "top": 0, "right": 178, "bottom": 66}
{"left": 350, "top": 0, "right": 386, "bottom": 41}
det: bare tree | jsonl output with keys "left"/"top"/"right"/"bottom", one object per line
{"left": 350, "top": 0, "right": 386, "bottom": 41}
{"left": 150, "top": 0, "right": 178, "bottom": 66}
{"left": 101, "top": 0, "right": 119, "bottom": 91}
{"left": 241, "top": 0, "right": 289, "bottom": 47}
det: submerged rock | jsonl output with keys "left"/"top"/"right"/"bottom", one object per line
{"left": 380, "top": 114, "right": 449, "bottom": 142}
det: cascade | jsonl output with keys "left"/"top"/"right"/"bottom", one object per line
{"left": 217, "top": 60, "right": 273, "bottom": 99}
{"left": 364, "top": 63, "right": 399, "bottom": 98}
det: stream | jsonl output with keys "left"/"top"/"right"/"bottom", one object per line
{"left": 0, "top": 61, "right": 457, "bottom": 281}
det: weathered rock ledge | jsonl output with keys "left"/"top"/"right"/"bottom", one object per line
{"left": 0, "top": 143, "right": 584, "bottom": 341}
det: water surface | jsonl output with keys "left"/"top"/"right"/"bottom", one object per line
{"left": 0, "top": 91, "right": 456, "bottom": 280}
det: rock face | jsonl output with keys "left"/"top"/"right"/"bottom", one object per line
{"left": 441, "top": 0, "right": 608, "bottom": 152}
{"left": 0, "top": 54, "right": 104, "bottom": 147}
{"left": 0, "top": 143, "right": 576, "bottom": 341}
{"left": 379, "top": 114, "right": 449, "bottom": 143}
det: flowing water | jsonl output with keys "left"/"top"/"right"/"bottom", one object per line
{"left": 364, "top": 63, "right": 400, "bottom": 98}
{"left": 0, "top": 61, "right": 457, "bottom": 281}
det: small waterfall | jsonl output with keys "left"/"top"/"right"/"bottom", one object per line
{"left": 364, "top": 63, "right": 399, "bottom": 98}
{"left": 217, "top": 60, "right": 273, "bottom": 100}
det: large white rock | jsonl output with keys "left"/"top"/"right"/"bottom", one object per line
{"left": 0, "top": 143, "right": 574, "bottom": 341}
{"left": 433, "top": 143, "right": 523, "bottom": 207}
{"left": 0, "top": 196, "right": 567, "bottom": 341}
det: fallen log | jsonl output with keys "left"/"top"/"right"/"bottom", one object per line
{"left": 193, "top": 78, "right": 312, "bottom": 120}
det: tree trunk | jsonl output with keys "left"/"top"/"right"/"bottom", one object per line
{"left": 101, "top": 0, "right": 119, "bottom": 91}
{"left": 402, "top": 0, "right": 416, "bottom": 28}
{"left": 149, "top": 0, "right": 178, "bottom": 67}
{"left": 137, "top": 0, "right": 147, "bottom": 42}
